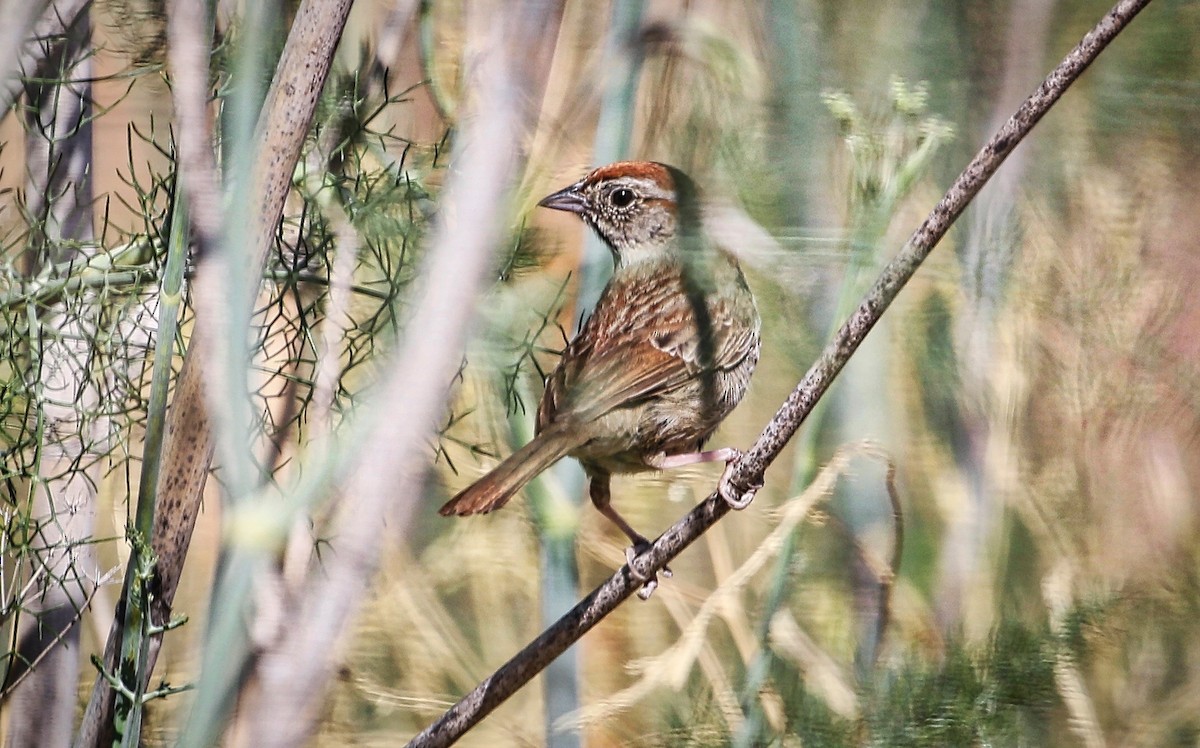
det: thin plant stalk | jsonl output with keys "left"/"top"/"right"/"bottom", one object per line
{"left": 110, "top": 177, "right": 191, "bottom": 747}
{"left": 226, "top": 18, "right": 540, "bottom": 742}
{"left": 181, "top": 0, "right": 354, "bottom": 741}
{"left": 6, "top": 8, "right": 97, "bottom": 744}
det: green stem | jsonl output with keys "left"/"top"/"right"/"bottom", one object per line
{"left": 112, "top": 169, "right": 190, "bottom": 748}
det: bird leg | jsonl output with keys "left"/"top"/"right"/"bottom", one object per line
{"left": 646, "top": 448, "right": 762, "bottom": 510}
{"left": 590, "top": 473, "right": 671, "bottom": 598}
{"left": 644, "top": 447, "right": 737, "bottom": 470}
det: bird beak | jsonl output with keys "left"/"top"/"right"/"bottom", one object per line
{"left": 537, "top": 181, "right": 587, "bottom": 214}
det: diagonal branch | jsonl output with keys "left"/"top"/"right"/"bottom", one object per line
{"left": 405, "top": 0, "right": 1154, "bottom": 745}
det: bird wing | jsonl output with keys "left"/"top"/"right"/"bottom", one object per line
{"left": 538, "top": 267, "right": 757, "bottom": 428}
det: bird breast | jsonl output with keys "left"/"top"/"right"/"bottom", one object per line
{"left": 536, "top": 249, "right": 760, "bottom": 475}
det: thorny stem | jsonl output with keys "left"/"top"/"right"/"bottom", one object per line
{"left": 405, "top": 1, "right": 1155, "bottom": 745}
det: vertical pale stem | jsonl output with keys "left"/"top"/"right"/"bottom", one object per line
{"left": 6, "top": 7, "right": 97, "bottom": 747}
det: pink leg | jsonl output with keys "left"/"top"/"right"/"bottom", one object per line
{"left": 645, "top": 447, "right": 738, "bottom": 470}
{"left": 647, "top": 448, "right": 761, "bottom": 510}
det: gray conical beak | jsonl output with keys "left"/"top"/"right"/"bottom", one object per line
{"left": 537, "top": 181, "right": 588, "bottom": 214}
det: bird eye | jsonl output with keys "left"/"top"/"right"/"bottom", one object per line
{"left": 609, "top": 187, "right": 636, "bottom": 208}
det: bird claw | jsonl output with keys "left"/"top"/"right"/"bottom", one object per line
{"left": 625, "top": 541, "right": 671, "bottom": 600}
{"left": 718, "top": 450, "right": 762, "bottom": 510}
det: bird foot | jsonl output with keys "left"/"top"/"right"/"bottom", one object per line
{"left": 718, "top": 450, "right": 762, "bottom": 510}
{"left": 625, "top": 541, "right": 672, "bottom": 600}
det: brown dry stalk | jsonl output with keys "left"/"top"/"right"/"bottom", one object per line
{"left": 406, "top": 0, "right": 1155, "bottom": 745}
{"left": 72, "top": 2, "right": 356, "bottom": 745}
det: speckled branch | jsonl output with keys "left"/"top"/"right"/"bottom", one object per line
{"left": 406, "top": 0, "right": 1155, "bottom": 745}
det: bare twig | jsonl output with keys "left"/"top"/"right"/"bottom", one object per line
{"left": 554, "top": 445, "right": 864, "bottom": 731}
{"left": 791, "top": 444, "right": 903, "bottom": 672}
{"left": 406, "top": 1, "right": 1154, "bottom": 744}
{"left": 0, "top": 564, "right": 118, "bottom": 701}
{"left": 879, "top": 453, "right": 903, "bottom": 661}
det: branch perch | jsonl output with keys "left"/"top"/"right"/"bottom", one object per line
{"left": 406, "top": 0, "right": 1154, "bottom": 745}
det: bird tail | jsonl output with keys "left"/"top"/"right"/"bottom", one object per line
{"left": 439, "top": 425, "right": 582, "bottom": 516}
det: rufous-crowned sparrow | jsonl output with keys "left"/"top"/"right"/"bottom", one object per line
{"left": 441, "top": 161, "right": 761, "bottom": 576}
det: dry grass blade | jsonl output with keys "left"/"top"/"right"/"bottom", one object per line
{"left": 554, "top": 446, "right": 856, "bottom": 731}
{"left": 1043, "top": 562, "right": 1106, "bottom": 748}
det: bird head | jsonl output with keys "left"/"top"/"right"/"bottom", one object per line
{"left": 538, "top": 161, "right": 697, "bottom": 264}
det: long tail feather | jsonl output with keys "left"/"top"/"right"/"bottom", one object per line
{"left": 439, "top": 426, "right": 582, "bottom": 515}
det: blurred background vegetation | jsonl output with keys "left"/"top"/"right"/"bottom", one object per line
{"left": 1, "top": 0, "right": 1198, "bottom": 745}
